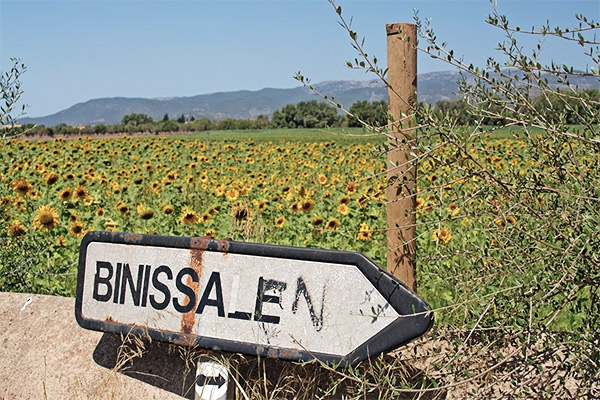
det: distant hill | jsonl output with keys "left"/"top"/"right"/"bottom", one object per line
{"left": 19, "top": 71, "right": 598, "bottom": 127}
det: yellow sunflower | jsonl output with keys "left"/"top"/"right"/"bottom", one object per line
{"left": 311, "top": 216, "right": 324, "bottom": 226}
{"left": 33, "top": 205, "right": 60, "bottom": 231}
{"left": 275, "top": 216, "right": 286, "bottom": 228}
{"left": 432, "top": 227, "right": 452, "bottom": 245}
{"left": 69, "top": 221, "right": 85, "bottom": 237}
{"left": 325, "top": 218, "right": 340, "bottom": 231}
{"left": 115, "top": 201, "right": 130, "bottom": 215}
{"left": 44, "top": 172, "right": 59, "bottom": 185}
{"left": 180, "top": 209, "right": 200, "bottom": 225}
{"left": 356, "top": 223, "right": 372, "bottom": 241}
{"left": 58, "top": 187, "right": 73, "bottom": 202}
{"left": 338, "top": 196, "right": 351, "bottom": 206}
{"left": 136, "top": 204, "right": 154, "bottom": 220}
{"left": 160, "top": 203, "right": 174, "bottom": 214}
{"left": 301, "top": 199, "right": 315, "bottom": 213}
{"left": 74, "top": 185, "right": 88, "bottom": 201}
{"left": 448, "top": 202, "right": 460, "bottom": 217}
{"left": 13, "top": 178, "right": 32, "bottom": 196}
{"left": 205, "top": 229, "right": 216, "bottom": 238}
{"left": 7, "top": 220, "right": 27, "bottom": 237}
{"left": 338, "top": 203, "right": 350, "bottom": 216}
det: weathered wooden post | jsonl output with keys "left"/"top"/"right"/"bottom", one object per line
{"left": 386, "top": 23, "right": 418, "bottom": 292}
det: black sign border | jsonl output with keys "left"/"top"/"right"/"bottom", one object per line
{"left": 76, "top": 231, "right": 433, "bottom": 365}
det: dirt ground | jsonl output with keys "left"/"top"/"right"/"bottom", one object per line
{"left": 0, "top": 291, "right": 191, "bottom": 399}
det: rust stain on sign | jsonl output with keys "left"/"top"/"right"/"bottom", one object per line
{"left": 122, "top": 233, "right": 143, "bottom": 243}
{"left": 190, "top": 236, "right": 229, "bottom": 254}
{"left": 181, "top": 248, "right": 203, "bottom": 334}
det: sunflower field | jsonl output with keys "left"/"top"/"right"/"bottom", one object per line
{"left": 0, "top": 133, "right": 392, "bottom": 296}
{"left": 0, "top": 129, "right": 598, "bottom": 335}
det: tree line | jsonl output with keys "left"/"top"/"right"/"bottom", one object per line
{"left": 11, "top": 89, "right": 599, "bottom": 137}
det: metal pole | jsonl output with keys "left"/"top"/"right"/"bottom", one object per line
{"left": 386, "top": 23, "right": 418, "bottom": 292}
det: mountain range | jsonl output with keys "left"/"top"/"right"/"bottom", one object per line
{"left": 19, "top": 71, "right": 598, "bottom": 127}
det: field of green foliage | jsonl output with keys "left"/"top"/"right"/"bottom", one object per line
{"left": 1, "top": 127, "right": 593, "bottom": 333}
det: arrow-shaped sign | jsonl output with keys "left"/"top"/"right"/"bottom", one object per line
{"left": 196, "top": 374, "right": 227, "bottom": 389}
{"left": 75, "top": 231, "right": 433, "bottom": 365}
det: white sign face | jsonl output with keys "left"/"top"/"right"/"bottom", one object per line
{"left": 81, "top": 242, "right": 397, "bottom": 356}
{"left": 76, "top": 232, "right": 433, "bottom": 364}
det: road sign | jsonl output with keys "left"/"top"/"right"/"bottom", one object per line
{"left": 195, "top": 361, "right": 228, "bottom": 400}
{"left": 75, "top": 231, "right": 433, "bottom": 365}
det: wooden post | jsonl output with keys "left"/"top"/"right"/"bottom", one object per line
{"left": 386, "top": 23, "right": 417, "bottom": 292}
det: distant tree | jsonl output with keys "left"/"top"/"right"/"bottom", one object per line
{"left": 254, "top": 115, "right": 270, "bottom": 129}
{"left": 121, "top": 113, "right": 153, "bottom": 126}
{"left": 270, "top": 101, "right": 342, "bottom": 129}
{"left": 177, "top": 114, "right": 186, "bottom": 123}
{"left": 216, "top": 118, "right": 237, "bottom": 130}
{"left": 162, "top": 113, "right": 169, "bottom": 122}
{"left": 348, "top": 100, "right": 388, "bottom": 127}
{"left": 190, "top": 117, "right": 213, "bottom": 131}
{"left": 158, "top": 119, "right": 179, "bottom": 133}
{"left": 94, "top": 124, "right": 107, "bottom": 134}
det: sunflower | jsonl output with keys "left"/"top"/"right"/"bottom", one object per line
{"left": 44, "top": 172, "right": 59, "bottom": 185}
{"left": 136, "top": 204, "right": 154, "bottom": 220}
{"left": 356, "top": 223, "right": 372, "bottom": 241}
{"left": 74, "top": 185, "right": 88, "bottom": 200}
{"left": 160, "top": 203, "right": 174, "bottom": 214}
{"left": 33, "top": 205, "right": 60, "bottom": 231}
{"left": 275, "top": 216, "right": 286, "bottom": 228}
{"left": 311, "top": 216, "right": 324, "bottom": 226}
{"left": 338, "top": 203, "right": 350, "bottom": 216}
{"left": 58, "top": 187, "right": 73, "bottom": 202}
{"left": 338, "top": 196, "right": 351, "bottom": 206}
{"left": 257, "top": 200, "right": 268, "bottom": 212}
{"left": 7, "top": 220, "right": 27, "bottom": 237}
{"left": 115, "top": 201, "right": 130, "bottom": 215}
{"left": 104, "top": 220, "right": 119, "bottom": 232}
{"left": 215, "top": 185, "right": 226, "bottom": 197}
{"left": 225, "top": 188, "right": 240, "bottom": 202}
{"left": 325, "top": 218, "right": 340, "bottom": 231}
{"left": 416, "top": 197, "right": 425, "bottom": 210}
{"left": 56, "top": 235, "right": 67, "bottom": 246}
{"left": 13, "top": 178, "right": 32, "bottom": 196}
{"left": 448, "top": 202, "right": 460, "bottom": 217}
{"left": 290, "top": 201, "right": 301, "bottom": 213}
{"left": 180, "top": 209, "right": 200, "bottom": 225}
{"left": 205, "top": 229, "right": 216, "bottom": 238}
{"left": 356, "top": 194, "right": 369, "bottom": 208}
{"left": 317, "top": 174, "right": 328, "bottom": 185}
{"left": 432, "top": 227, "right": 452, "bottom": 244}
{"left": 95, "top": 207, "right": 105, "bottom": 217}
{"left": 346, "top": 182, "right": 359, "bottom": 195}
{"left": 69, "top": 221, "right": 85, "bottom": 237}
{"left": 201, "top": 212, "right": 212, "bottom": 224}
{"left": 301, "top": 199, "right": 315, "bottom": 213}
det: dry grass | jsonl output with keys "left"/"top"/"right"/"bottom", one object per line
{"left": 98, "top": 325, "right": 597, "bottom": 399}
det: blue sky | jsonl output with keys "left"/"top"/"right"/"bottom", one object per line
{"left": 1, "top": 0, "right": 598, "bottom": 118}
